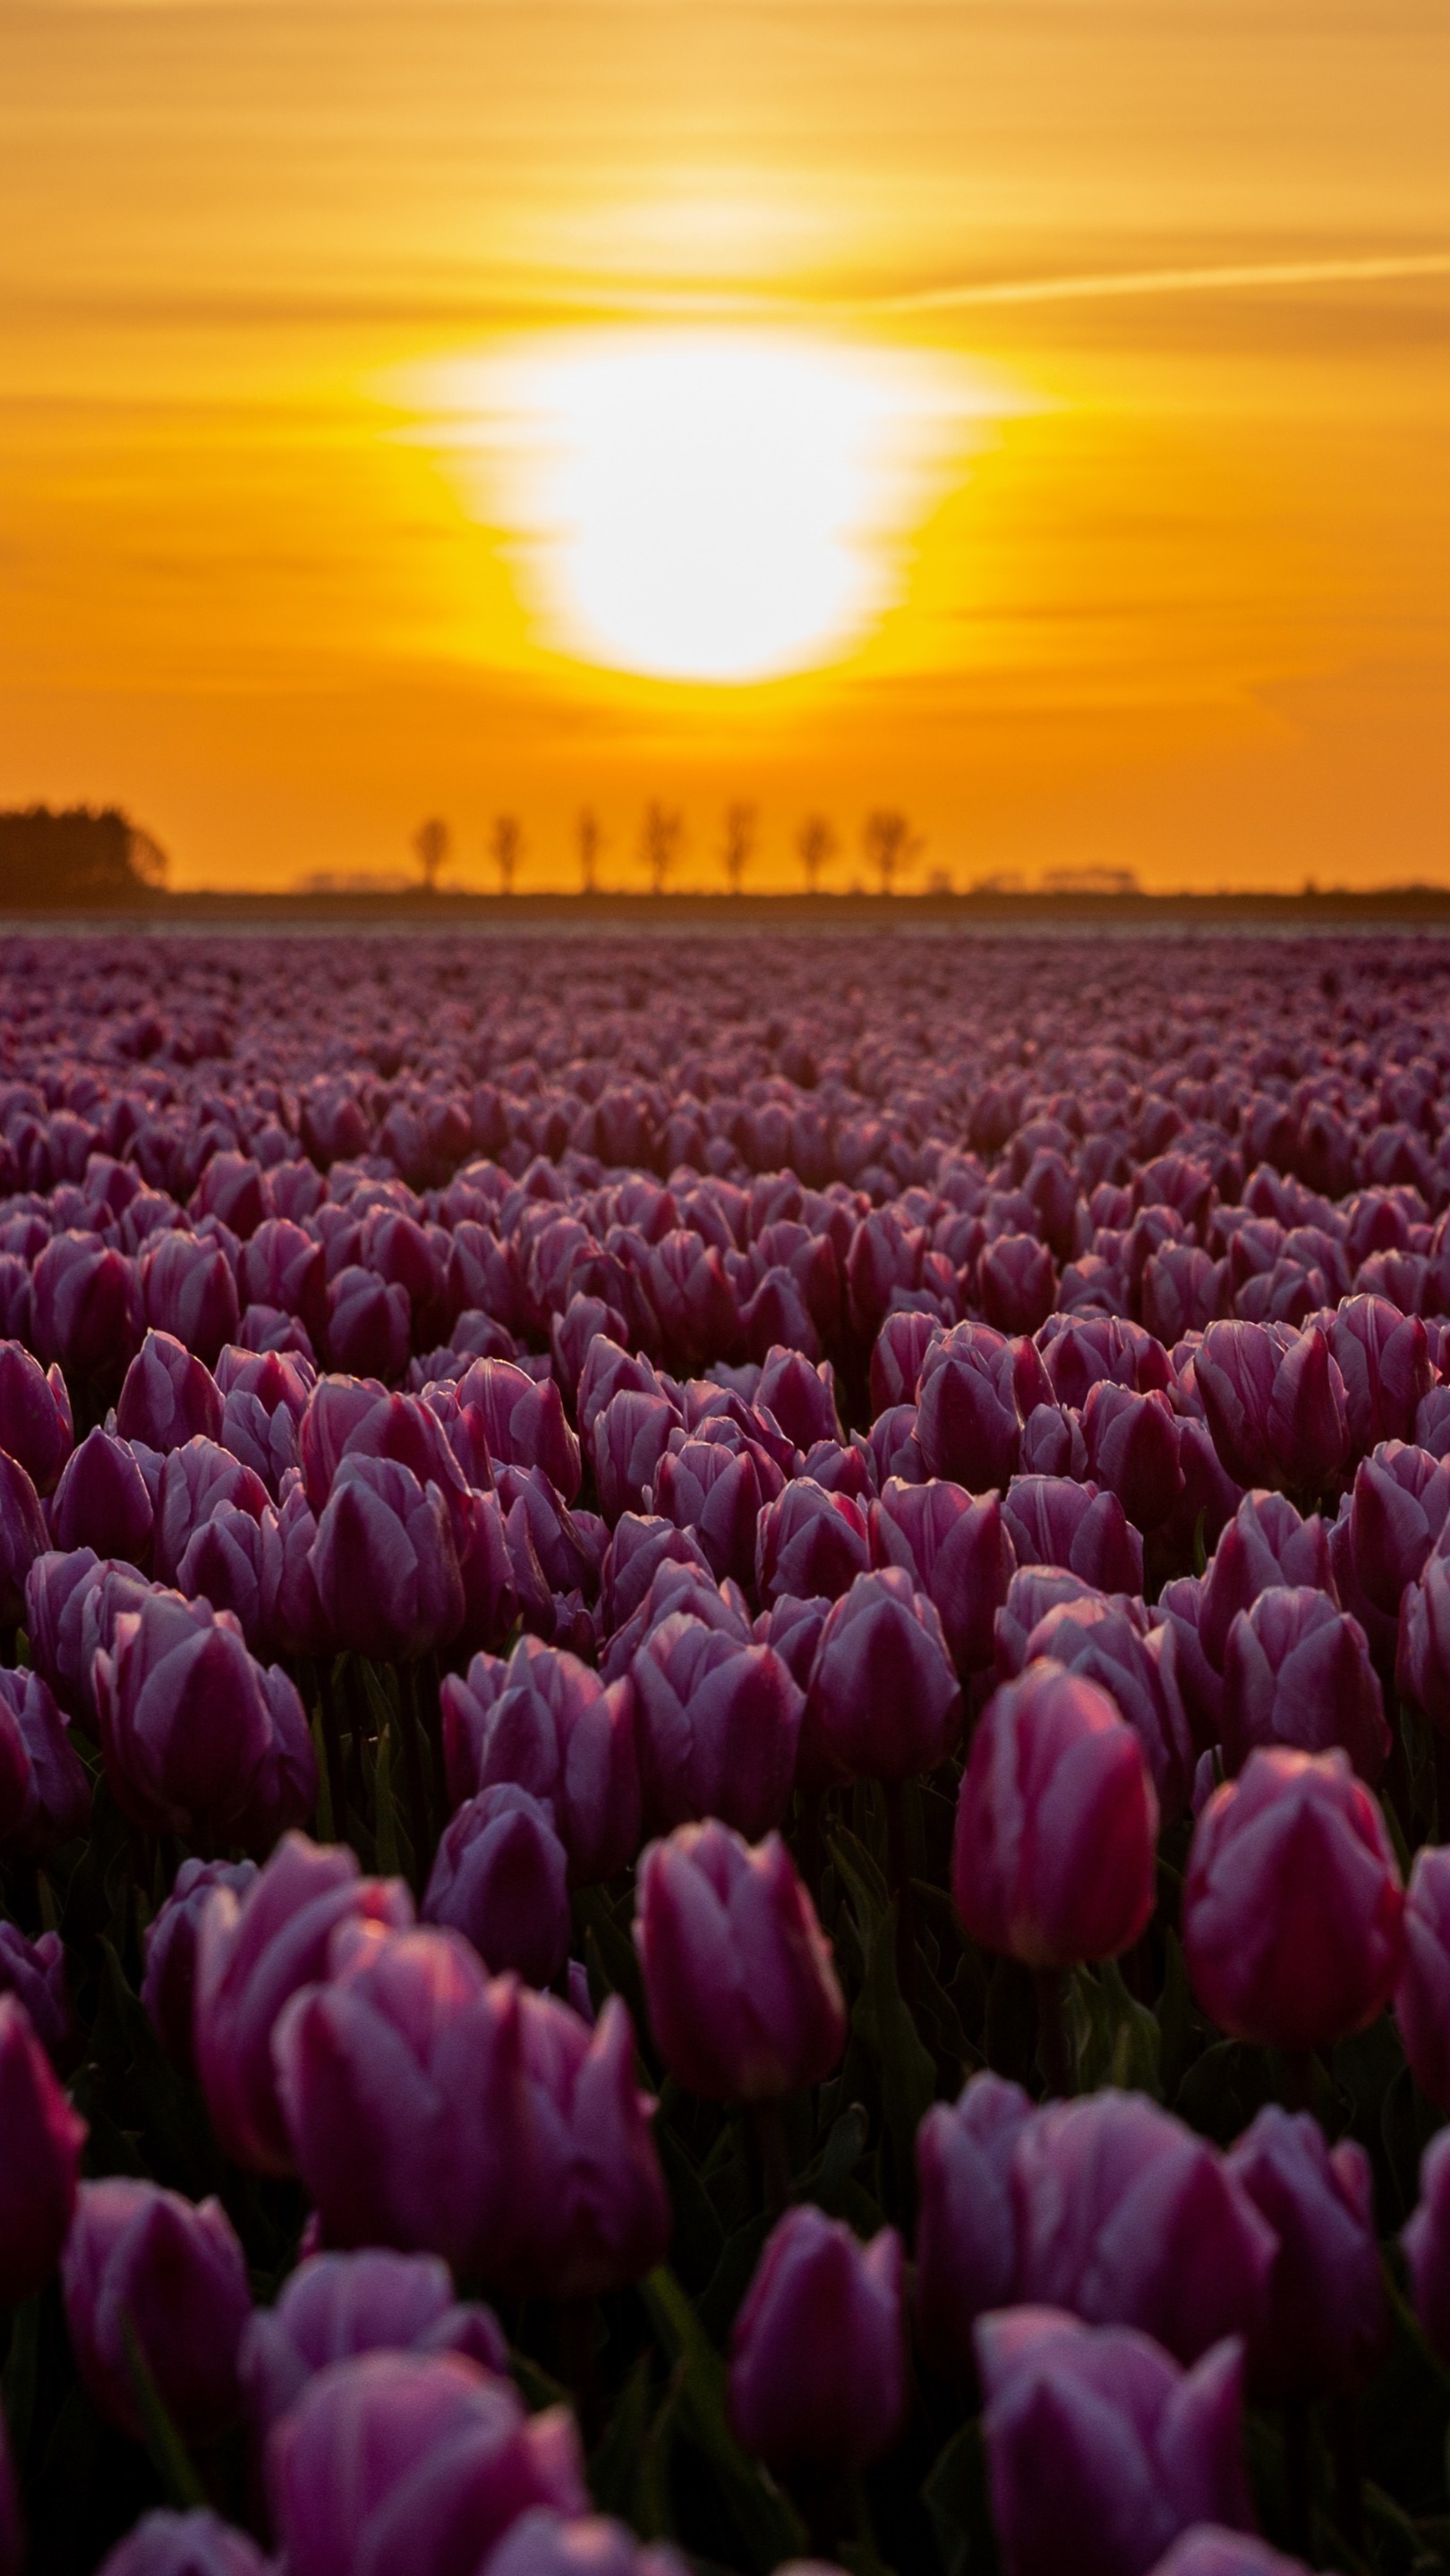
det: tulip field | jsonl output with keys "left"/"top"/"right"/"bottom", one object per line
{"left": 10, "top": 927, "right": 1450, "bottom": 2576}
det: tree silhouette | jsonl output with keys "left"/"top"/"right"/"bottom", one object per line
{"left": 642, "top": 802, "right": 683, "bottom": 897}
{"left": 413, "top": 816, "right": 449, "bottom": 894}
{"left": 577, "top": 808, "right": 602, "bottom": 897}
{"left": 490, "top": 813, "right": 523, "bottom": 897}
{"left": 863, "top": 808, "right": 921, "bottom": 897}
{"left": 721, "top": 802, "right": 756, "bottom": 897}
{"left": 796, "top": 813, "right": 836, "bottom": 897}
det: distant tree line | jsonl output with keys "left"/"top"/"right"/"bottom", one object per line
{"left": 0, "top": 808, "right": 167, "bottom": 909}
{"left": 410, "top": 804, "right": 926, "bottom": 898}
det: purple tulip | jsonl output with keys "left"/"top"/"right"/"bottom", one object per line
{"left": 1403, "top": 2127, "right": 1450, "bottom": 2364}
{"left": 482, "top": 2511, "right": 689, "bottom": 2576}
{"left": 296, "top": 1374, "right": 388, "bottom": 1507}
{"left": 257, "top": 1473, "right": 331, "bottom": 1658}
{"left": 141, "top": 1229, "right": 240, "bottom": 1367}
{"left": 95, "top": 1588, "right": 315, "bottom": 1852}
{"left": 916, "top": 1322, "right": 1050, "bottom": 1492}
{"left": 275, "top": 1921, "right": 534, "bottom": 2277}
{"left": 0, "top": 1339, "right": 72, "bottom": 1494}
{"left": 1011, "top": 2093, "right": 1275, "bottom": 2364}
{"left": 217, "top": 1346, "right": 313, "bottom": 1492}
{"left": 975, "top": 2308, "right": 1254, "bottom": 2576}
{"left": 0, "top": 1993, "right": 85, "bottom": 2304}
{"left": 631, "top": 1611, "right": 802, "bottom": 1837}
{"left": 456, "top": 1356, "right": 582, "bottom": 1503}
{"left": 653, "top": 1433, "right": 779, "bottom": 1591}
{"left": 1039, "top": 1313, "right": 1173, "bottom": 1408}
{"left": 1197, "top": 1492, "right": 1337, "bottom": 1671}
{"left": 1219, "top": 1586, "right": 1388, "bottom": 1781}
{"left": 310, "top": 1451, "right": 464, "bottom": 1659}
{"left": 915, "top": 2073, "right": 1035, "bottom": 2375}
{"left": 265, "top": 2351, "right": 586, "bottom": 2576}
{"left": 49, "top": 1425, "right": 154, "bottom": 1564}
{"left": 498, "top": 1988, "right": 671, "bottom": 2300}
{"left": 1081, "top": 1382, "right": 1184, "bottom": 1532}
{"left": 869, "top": 1308, "right": 942, "bottom": 1414}
{"left": 952, "top": 1664, "right": 1159, "bottom": 1969}
{"left": 756, "top": 1345, "right": 842, "bottom": 1450}
{"left": 1224, "top": 2105, "right": 1386, "bottom": 2401}
{"left": 194, "top": 1832, "right": 414, "bottom": 2173}
{"left": 326, "top": 1265, "right": 412, "bottom": 1379}
{"left": 1001, "top": 1475, "right": 1145, "bottom": 1597}
{"left": 600, "top": 1512, "right": 711, "bottom": 1635}
{"left": 1340, "top": 1440, "right": 1450, "bottom": 1623}
{"left": 980, "top": 1233, "right": 1058, "bottom": 1336}
{"left": 801, "top": 1567, "right": 961, "bottom": 1788}
{"left": 0, "top": 1920, "right": 74, "bottom": 2062}
{"left": 115, "top": 1330, "right": 224, "bottom": 1452}
{"left": 142, "top": 1857, "right": 260, "bottom": 2075}
{"left": 755, "top": 1476, "right": 870, "bottom": 1606}
{"left": 441, "top": 1638, "right": 640, "bottom": 1884}
{"left": 1395, "top": 1841, "right": 1450, "bottom": 2109}
{"left": 32, "top": 1230, "right": 142, "bottom": 1385}
{"left": 870, "top": 1477, "right": 1014, "bottom": 1673}
{"left": 1326, "top": 1293, "right": 1435, "bottom": 1460}
{"left": 237, "top": 1217, "right": 328, "bottom": 1344}
{"left": 1019, "top": 1594, "right": 1195, "bottom": 1822}
{"left": 635, "top": 1820, "right": 845, "bottom": 2103}
{"left": 238, "top": 2247, "right": 507, "bottom": 2442}
{"left": 1195, "top": 1320, "right": 1348, "bottom": 1497}
{"left": 153, "top": 1434, "right": 269, "bottom": 1586}
{"left": 1183, "top": 1748, "right": 1405, "bottom": 2053}
{"left": 62, "top": 2177, "right": 252, "bottom": 2444}
{"left": 865, "top": 1402, "right": 925, "bottom": 1488}
{"left": 1397, "top": 1549, "right": 1450, "bottom": 1732}
{"left": 593, "top": 1390, "right": 680, "bottom": 1522}
{"left": 176, "top": 1499, "right": 271, "bottom": 1649}
{"left": 0, "top": 1662, "right": 90, "bottom": 1853}
{"left": 95, "top": 2511, "right": 272, "bottom": 2576}
{"left": 1019, "top": 1399, "right": 1089, "bottom": 1480}
{"left": 423, "top": 1785, "right": 572, "bottom": 1987}
{"left": 729, "top": 2206, "right": 906, "bottom": 2473}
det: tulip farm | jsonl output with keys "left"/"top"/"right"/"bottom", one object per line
{"left": 8, "top": 924, "right": 1450, "bottom": 2576}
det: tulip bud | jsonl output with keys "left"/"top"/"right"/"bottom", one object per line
{"left": 441, "top": 1637, "right": 641, "bottom": 1886}
{"left": 95, "top": 2509, "right": 272, "bottom": 2576}
{"left": 1395, "top": 1841, "right": 1450, "bottom": 2109}
{"left": 238, "top": 2247, "right": 507, "bottom": 2442}
{"left": 1145, "top": 2532, "right": 1309, "bottom": 2576}
{"left": 1344, "top": 1441, "right": 1450, "bottom": 1620}
{"left": 756, "top": 1346, "right": 842, "bottom": 1451}
{"left": 979, "top": 1233, "right": 1058, "bottom": 1337}
{"left": 176, "top": 1500, "right": 270, "bottom": 1650}
{"left": 32, "top": 1231, "right": 142, "bottom": 1387}
{"left": 142, "top": 1857, "right": 260, "bottom": 2075}
{"left": 499, "top": 1990, "right": 671, "bottom": 2301}
{"left": 1224, "top": 2105, "right": 1386, "bottom": 2402}
{"left": 311, "top": 1452, "right": 465, "bottom": 1659}
{"left": 0, "top": 1339, "right": 72, "bottom": 1494}
{"left": 1018, "top": 1594, "right": 1195, "bottom": 1822}
{"left": 978, "top": 2308, "right": 1254, "bottom": 2576}
{"left": 653, "top": 1433, "right": 778, "bottom": 1592}
{"left": 0, "top": 1448, "right": 49, "bottom": 1628}
{"left": 0, "top": 1993, "right": 85, "bottom": 2303}
{"left": 482, "top": 2510, "right": 690, "bottom": 2576}
{"left": 456, "top": 1357, "right": 582, "bottom": 1503}
{"left": 1197, "top": 1492, "right": 1336, "bottom": 1671}
{"left": 914, "top": 2073, "right": 1034, "bottom": 2375}
{"left": 755, "top": 1477, "right": 870, "bottom": 1606}
{"left": 1011, "top": 2093, "right": 1276, "bottom": 2364}
{"left": 1403, "top": 2127, "right": 1450, "bottom": 2363}
{"left": 870, "top": 1477, "right": 1014, "bottom": 1673}
{"left": 1001, "top": 1475, "right": 1144, "bottom": 1596}
{"left": 62, "top": 2177, "right": 252, "bottom": 2444}
{"left": 297, "top": 1374, "right": 388, "bottom": 1508}
{"left": 95, "top": 1589, "right": 316, "bottom": 1852}
{"left": 1080, "top": 1382, "right": 1185, "bottom": 1533}
{"left": 423, "top": 1785, "right": 572, "bottom": 1988}
{"left": 237, "top": 1218, "right": 328, "bottom": 1346}
{"left": 0, "top": 1662, "right": 90, "bottom": 1854}
{"left": 802, "top": 1568, "right": 961, "bottom": 1787}
{"left": 153, "top": 1435, "right": 269, "bottom": 1586}
{"left": 631, "top": 1612, "right": 802, "bottom": 1838}
{"left": 729, "top": 2206, "right": 906, "bottom": 2474}
{"left": 1327, "top": 1293, "right": 1434, "bottom": 1460}
{"left": 116, "top": 1331, "right": 224, "bottom": 1453}
{"left": 952, "top": 1665, "right": 1159, "bottom": 1969}
{"left": 0, "top": 1920, "right": 74, "bottom": 2063}
{"left": 916, "top": 1322, "right": 1049, "bottom": 1492}
{"left": 635, "top": 1820, "right": 845, "bottom": 2103}
{"left": 265, "top": 2351, "right": 586, "bottom": 2576}
{"left": 195, "top": 1832, "right": 413, "bottom": 2173}
{"left": 275, "top": 1922, "right": 533, "bottom": 2278}
{"left": 326, "top": 1265, "right": 412, "bottom": 1379}
{"left": 49, "top": 1425, "right": 154, "bottom": 1563}
{"left": 1219, "top": 1586, "right": 1388, "bottom": 1781}
{"left": 141, "top": 1229, "right": 241, "bottom": 1368}
{"left": 869, "top": 1309, "right": 941, "bottom": 1415}
{"left": 1195, "top": 1320, "right": 1348, "bottom": 1498}
{"left": 1183, "top": 1747, "right": 1404, "bottom": 2053}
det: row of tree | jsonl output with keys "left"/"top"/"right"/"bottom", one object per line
{"left": 412, "top": 805, "right": 925, "bottom": 899}
{"left": 0, "top": 808, "right": 167, "bottom": 908}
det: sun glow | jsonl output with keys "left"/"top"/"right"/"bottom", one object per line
{"left": 414, "top": 330, "right": 979, "bottom": 684}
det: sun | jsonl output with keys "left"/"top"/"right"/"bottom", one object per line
{"left": 412, "top": 329, "right": 974, "bottom": 685}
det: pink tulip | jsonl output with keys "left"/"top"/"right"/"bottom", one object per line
{"left": 635, "top": 1820, "right": 845, "bottom": 2103}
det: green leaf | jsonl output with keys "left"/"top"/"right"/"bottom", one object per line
{"left": 373, "top": 1723, "right": 401, "bottom": 1880}
{"left": 121, "top": 2315, "right": 207, "bottom": 2512}
{"left": 853, "top": 1900, "right": 937, "bottom": 2207}
{"left": 2, "top": 2295, "right": 40, "bottom": 2464}
{"left": 1156, "top": 1930, "right": 1192, "bottom": 2105}
{"left": 1074, "top": 1960, "right": 1162, "bottom": 2100}
{"left": 311, "top": 1705, "right": 335, "bottom": 1843}
{"left": 653, "top": 2119, "right": 726, "bottom": 2291}
{"left": 924, "top": 2419, "right": 1000, "bottom": 2576}
{"left": 588, "top": 2351, "right": 656, "bottom": 2518}
{"left": 643, "top": 2265, "right": 806, "bottom": 2573}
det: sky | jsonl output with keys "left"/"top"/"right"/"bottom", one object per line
{"left": 2, "top": 0, "right": 1449, "bottom": 896}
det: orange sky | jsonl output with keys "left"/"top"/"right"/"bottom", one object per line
{"left": 3, "top": 0, "right": 1449, "bottom": 895}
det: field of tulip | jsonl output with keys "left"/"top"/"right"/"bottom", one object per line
{"left": 6, "top": 927, "right": 1450, "bottom": 2576}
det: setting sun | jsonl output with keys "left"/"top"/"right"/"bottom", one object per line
{"left": 415, "top": 331, "right": 975, "bottom": 684}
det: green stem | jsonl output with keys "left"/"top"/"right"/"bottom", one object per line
{"left": 1034, "top": 1968, "right": 1074, "bottom": 2099}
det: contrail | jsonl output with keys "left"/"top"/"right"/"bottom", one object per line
{"left": 866, "top": 250, "right": 1450, "bottom": 317}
